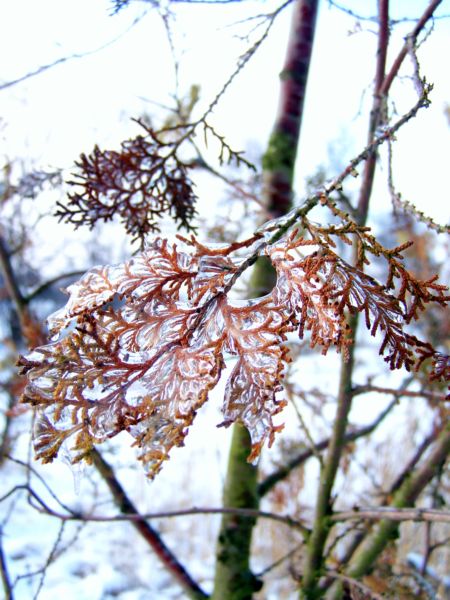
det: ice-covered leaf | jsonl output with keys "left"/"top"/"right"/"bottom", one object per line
{"left": 220, "top": 298, "right": 288, "bottom": 461}
{"left": 130, "top": 341, "right": 223, "bottom": 476}
{"left": 268, "top": 241, "right": 428, "bottom": 370}
{"left": 47, "top": 238, "right": 196, "bottom": 336}
{"left": 191, "top": 254, "right": 240, "bottom": 303}
{"left": 19, "top": 231, "right": 448, "bottom": 478}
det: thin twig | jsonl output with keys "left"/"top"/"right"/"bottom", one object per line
{"left": 380, "top": 0, "right": 443, "bottom": 97}
{"left": 1, "top": 483, "right": 311, "bottom": 535}
{"left": 112, "top": 0, "right": 245, "bottom": 11}
{"left": 388, "top": 429, "right": 436, "bottom": 495}
{"left": 325, "top": 570, "right": 384, "bottom": 600}
{"left": 0, "top": 234, "right": 26, "bottom": 311}
{"left": 25, "top": 271, "right": 88, "bottom": 302}
{"left": 331, "top": 507, "right": 450, "bottom": 524}
{"left": 90, "top": 449, "right": 208, "bottom": 599}
{"left": 0, "top": 529, "right": 13, "bottom": 600}
{"left": 0, "top": 392, "right": 15, "bottom": 465}
{"left": 387, "top": 136, "right": 449, "bottom": 234}
{"left": 288, "top": 385, "right": 324, "bottom": 468}
{"left": 5, "top": 456, "right": 81, "bottom": 516}
{"left": 0, "top": 12, "right": 147, "bottom": 92}
{"left": 258, "top": 398, "right": 397, "bottom": 496}
{"left": 254, "top": 542, "right": 304, "bottom": 578}
{"left": 352, "top": 384, "right": 446, "bottom": 401}
{"left": 355, "top": 0, "right": 389, "bottom": 225}
{"left": 32, "top": 522, "right": 65, "bottom": 600}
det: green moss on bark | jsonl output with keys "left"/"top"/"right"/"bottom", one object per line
{"left": 262, "top": 130, "right": 297, "bottom": 182}
{"left": 212, "top": 425, "right": 261, "bottom": 600}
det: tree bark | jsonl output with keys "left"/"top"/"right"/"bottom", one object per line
{"left": 300, "top": 2, "right": 389, "bottom": 596}
{"left": 212, "top": 2, "right": 319, "bottom": 598}
{"left": 301, "top": 2, "right": 444, "bottom": 594}
{"left": 212, "top": 425, "right": 260, "bottom": 599}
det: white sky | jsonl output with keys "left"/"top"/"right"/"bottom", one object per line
{"left": 0, "top": 0, "right": 449, "bottom": 224}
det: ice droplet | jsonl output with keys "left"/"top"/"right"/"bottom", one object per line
{"left": 61, "top": 446, "right": 85, "bottom": 495}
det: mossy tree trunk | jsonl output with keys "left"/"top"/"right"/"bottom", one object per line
{"left": 300, "top": 3, "right": 390, "bottom": 596}
{"left": 212, "top": 2, "right": 319, "bottom": 598}
{"left": 300, "top": 2, "right": 446, "bottom": 597}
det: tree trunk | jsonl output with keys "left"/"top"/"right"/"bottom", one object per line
{"left": 300, "top": 3, "right": 390, "bottom": 596}
{"left": 212, "top": 2, "right": 319, "bottom": 597}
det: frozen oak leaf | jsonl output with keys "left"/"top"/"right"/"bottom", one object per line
{"left": 18, "top": 235, "right": 448, "bottom": 477}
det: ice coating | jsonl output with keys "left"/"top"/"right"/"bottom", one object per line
{"left": 20, "top": 232, "right": 412, "bottom": 478}
{"left": 46, "top": 237, "right": 197, "bottom": 337}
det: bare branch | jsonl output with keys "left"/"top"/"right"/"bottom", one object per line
{"left": 259, "top": 398, "right": 396, "bottom": 496}
{"left": 0, "top": 529, "right": 13, "bottom": 600}
{"left": 0, "top": 232, "right": 45, "bottom": 347}
{"left": 327, "top": 1, "right": 378, "bottom": 23}
{"left": 325, "top": 570, "right": 384, "bottom": 600}
{"left": 25, "top": 271, "right": 88, "bottom": 303}
{"left": 5, "top": 456, "right": 83, "bottom": 516}
{"left": 32, "top": 522, "right": 66, "bottom": 600}
{"left": 0, "top": 234, "right": 26, "bottom": 312}
{"left": 0, "top": 393, "right": 15, "bottom": 465}
{"left": 388, "top": 429, "right": 437, "bottom": 495}
{"left": 0, "top": 480, "right": 311, "bottom": 535}
{"left": 331, "top": 507, "right": 450, "bottom": 524}
{"left": 288, "top": 384, "right": 324, "bottom": 468}
{"left": 0, "top": 13, "right": 147, "bottom": 92}
{"left": 355, "top": 0, "right": 389, "bottom": 225}
{"left": 112, "top": 0, "right": 245, "bottom": 12}
{"left": 352, "top": 384, "right": 446, "bottom": 402}
{"left": 387, "top": 137, "right": 450, "bottom": 234}
{"left": 380, "top": 0, "right": 444, "bottom": 97}
{"left": 254, "top": 542, "right": 304, "bottom": 578}
{"left": 90, "top": 449, "right": 208, "bottom": 600}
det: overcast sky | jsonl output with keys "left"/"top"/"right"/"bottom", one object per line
{"left": 1, "top": 0, "right": 449, "bottom": 224}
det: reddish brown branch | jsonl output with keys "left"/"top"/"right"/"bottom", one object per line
{"left": 356, "top": 0, "right": 390, "bottom": 225}
{"left": 380, "top": 0, "right": 444, "bottom": 97}
{"left": 0, "top": 235, "right": 26, "bottom": 311}
{"left": 90, "top": 449, "right": 208, "bottom": 599}
{"left": 357, "top": 0, "right": 443, "bottom": 223}
{"left": 263, "top": 0, "right": 319, "bottom": 217}
{"left": 0, "top": 233, "right": 45, "bottom": 347}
